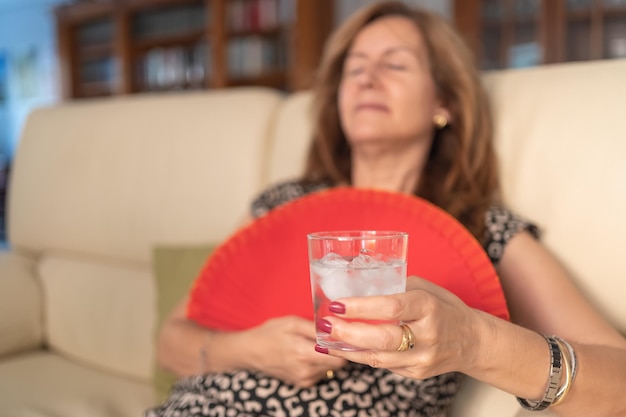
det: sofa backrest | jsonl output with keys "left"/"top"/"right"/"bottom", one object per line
{"left": 484, "top": 59, "right": 626, "bottom": 333}
{"left": 10, "top": 88, "right": 283, "bottom": 263}
{"left": 262, "top": 91, "right": 314, "bottom": 186}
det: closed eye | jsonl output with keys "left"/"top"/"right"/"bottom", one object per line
{"left": 345, "top": 66, "right": 365, "bottom": 77}
{"left": 384, "top": 63, "right": 407, "bottom": 71}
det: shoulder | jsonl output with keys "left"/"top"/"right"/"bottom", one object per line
{"left": 250, "top": 179, "right": 330, "bottom": 218}
{"left": 483, "top": 205, "right": 540, "bottom": 265}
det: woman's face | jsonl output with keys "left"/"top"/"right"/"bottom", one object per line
{"left": 338, "top": 16, "right": 449, "bottom": 147}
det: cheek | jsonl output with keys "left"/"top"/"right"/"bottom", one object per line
{"left": 391, "top": 82, "right": 437, "bottom": 130}
{"left": 337, "top": 83, "right": 353, "bottom": 128}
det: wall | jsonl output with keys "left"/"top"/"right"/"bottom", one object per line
{"left": 0, "top": 0, "right": 65, "bottom": 162}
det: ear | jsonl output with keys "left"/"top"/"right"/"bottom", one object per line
{"left": 433, "top": 103, "right": 452, "bottom": 124}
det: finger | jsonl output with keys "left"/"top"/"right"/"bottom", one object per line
{"left": 336, "top": 290, "right": 434, "bottom": 322}
{"left": 298, "top": 338, "right": 347, "bottom": 367}
{"left": 315, "top": 355, "right": 347, "bottom": 369}
{"left": 310, "top": 362, "right": 346, "bottom": 385}
{"left": 324, "top": 316, "right": 414, "bottom": 352}
{"left": 322, "top": 342, "right": 419, "bottom": 372}
{"left": 305, "top": 359, "right": 345, "bottom": 381}
{"left": 406, "top": 275, "right": 431, "bottom": 291}
{"left": 287, "top": 317, "right": 318, "bottom": 339}
{"left": 320, "top": 318, "right": 420, "bottom": 369}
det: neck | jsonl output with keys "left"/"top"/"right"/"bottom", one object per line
{"left": 350, "top": 141, "right": 431, "bottom": 194}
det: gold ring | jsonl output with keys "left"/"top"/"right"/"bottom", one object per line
{"left": 397, "top": 323, "right": 415, "bottom": 352}
{"left": 326, "top": 369, "right": 334, "bottom": 379}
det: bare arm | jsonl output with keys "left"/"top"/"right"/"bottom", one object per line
{"left": 156, "top": 295, "right": 346, "bottom": 387}
{"left": 490, "top": 231, "right": 626, "bottom": 416}
{"left": 155, "top": 213, "right": 256, "bottom": 377}
{"left": 156, "top": 295, "right": 247, "bottom": 376}
{"left": 318, "top": 231, "right": 626, "bottom": 416}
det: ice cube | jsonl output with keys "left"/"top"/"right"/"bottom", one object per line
{"left": 320, "top": 269, "right": 354, "bottom": 300}
{"left": 349, "top": 251, "right": 389, "bottom": 269}
{"left": 312, "top": 253, "right": 348, "bottom": 278}
{"left": 321, "top": 252, "right": 349, "bottom": 266}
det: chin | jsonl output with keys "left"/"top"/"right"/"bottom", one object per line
{"left": 345, "top": 128, "right": 389, "bottom": 144}
{"left": 347, "top": 136, "right": 386, "bottom": 147}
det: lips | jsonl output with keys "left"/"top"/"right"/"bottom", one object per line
{"left": 355, "top": 102, "right": 389, "bottom": 112}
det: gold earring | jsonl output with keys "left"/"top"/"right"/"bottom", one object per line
{"left": 433, "top": 114, "right": 448, "bottom": 129}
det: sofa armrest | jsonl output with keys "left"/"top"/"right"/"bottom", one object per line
{"left": 0, "top": 250, "right": 43, "bottom": 357}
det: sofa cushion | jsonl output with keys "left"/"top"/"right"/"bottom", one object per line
{"left": 38, "top": 254, "right": 155, "bottom": 380}
{"left": 264, "top": 91, "right": 314, "bottom": 186}
{"left": 483, "top": 59, "right": 626, "bottom": 333}
{"left": 0, "top": 351, "right": 154, "bottom": 417}
{"left": 10, "top": 88, "right": 284, "bottom": 264}
{"left": 0, "top": 251, "right": 42, "bottom": 357}
{"left": 151, "top": 243, "right": 216, "bottom": 402}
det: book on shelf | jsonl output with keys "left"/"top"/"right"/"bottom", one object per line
{"left": 227, "top": 36, "right": 282, "bottom": 79}
{"left": 77, "top": 19, "right": 114, "bottom": 45}
{"left": 227, "top": 0, "right": 293, "bottom": 33}
{"left": 80, "top": 57, "right": 117, "bottom": 85}
{"left": 133, "top": 3, "right": 207, "bottom": 40}
{"left": 141, "top": 43, "right": 209, "bottom": 91}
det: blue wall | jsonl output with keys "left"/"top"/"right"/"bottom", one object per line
{"left": 0, "top": 0, "right": 65, "bottom": 165}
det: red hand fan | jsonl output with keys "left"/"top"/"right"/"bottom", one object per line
{"left": 187, "top": 187, "right": 509, "bottom": 331}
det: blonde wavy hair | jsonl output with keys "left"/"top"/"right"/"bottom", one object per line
{"left": 302, "top": 1, "right": 499, "bottom": 240}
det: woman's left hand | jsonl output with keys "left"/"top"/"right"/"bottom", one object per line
{"left": 315, "top": 275, "right": 492, "bottom": 380}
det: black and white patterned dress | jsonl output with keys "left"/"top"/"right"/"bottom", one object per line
{"left": 146, "top": 180, "right": 538, "bottom": 417}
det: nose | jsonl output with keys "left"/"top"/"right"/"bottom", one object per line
{"left": 355, "top": 64, "right": 378, "bottom": 88}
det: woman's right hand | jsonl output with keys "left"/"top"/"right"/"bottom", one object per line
{"left": 158, "top": 295, "right": 345, "bottom": 387}
{"left": 241, "top": 315, "right": 347, "bottom": 387}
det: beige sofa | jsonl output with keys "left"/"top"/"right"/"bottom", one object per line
{"left": 1, "top": 58, "right": 625, "bottom": 417}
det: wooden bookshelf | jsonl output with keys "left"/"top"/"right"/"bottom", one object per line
{"left": 454, "top": 0, "right": 626, "bottom": 70}
{"left": 55, "top": 0, "right": 334, "bottom": 99}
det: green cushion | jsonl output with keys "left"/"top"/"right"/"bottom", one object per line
{"left": 151, "top": 243, "right": 216, "bottom": 403}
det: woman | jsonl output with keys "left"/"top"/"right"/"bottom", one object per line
{"left": 148, "top": 2, "right": 626, "bottom": 416}
{"left": 307, "top": 4, "right": 626, "bottom": 417}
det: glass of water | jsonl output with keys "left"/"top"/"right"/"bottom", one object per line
{"left": 307, "top": 230, "right": 408, "bottom": 351}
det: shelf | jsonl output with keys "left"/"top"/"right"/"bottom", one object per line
{"left": 79, "top": 81, "right": 114, "bottom": 98}
{"left": 56, "top": 1, "right": 116, "bottom": 22}
{"left": 125, "top": 0, "right": 206, "bottom": 12}
{"left": 226, "top": 71, "right": 285, "bottom": 88}
{"left": 227, "top": 25, "right": 282, "bottom": 39}
{"left": 56, "top": 0, "right": 334, "bottom": 99}
{"left": 138, "top": 82, "right": 206, "bottom": 93}
{"left": 78, "top": 42, "right": 114, "bottom": 60}
{"left": 455, "top": 0, "right": 626, "bottom": 69}
{"left": 602, "top": 5, "right": 626, "bottom": 17}
{"left": 132, "top": 30, "right": 208, "bottom": 51}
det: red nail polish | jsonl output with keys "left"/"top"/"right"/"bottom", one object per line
{"left": 329, "top": 302, "right": 346, "bottom": 314}
{"left": 316, "top": 318, "right": 332, "bottom": 334}
{"left": 315, "top": 344, "right": 329, "bottom": 354}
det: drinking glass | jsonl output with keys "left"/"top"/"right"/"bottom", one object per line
{"left": 307, "top": 230, "right": 408, "bottom": 351}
